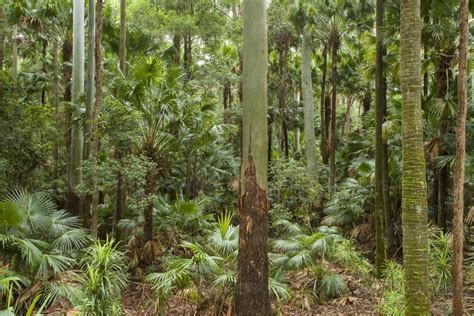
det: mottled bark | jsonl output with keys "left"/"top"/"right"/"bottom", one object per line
{"left": 301, "top": 31, "right": 318, "bottom": 183}
{"left": 400, "top": 0, "right": 430, "bottom": 313}
{"left": 69, "top": 0, "right": 85, "bottom": 217}
{"left": 235, "top": 0, "right": 270, "bottom": 314}
{"left": 452, "top": 0, "right": 469, "bottom": 313}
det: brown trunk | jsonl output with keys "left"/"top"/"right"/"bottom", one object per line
{"left": 329, "top": 40, "right": 338, "bottom": 194}
{"left": 238, "top": 48, "right": 243, "bottom": 103}
{"left": 235, "top": 155, "right": 270, "bottom": 316}
{"left": 320, "top": 45, "right": 328, "bottom": 164}
{"left": 119, "top": 0, "right": 126, "bottom": 74}
{"left": 172, "top": 34, "right": 180, "bottom": 65}
{"left": 324, "top": 94, "right": 331, "bottom": 164}
{"left": 278, "top": 48, "right": 289, "bottom": 158}
{"left": 41, "top": 40, "right": 48, "bottom": 105}
{"left": 223, "top": 80, "right": 231, "bottom": 123}
{"left": 452, "top": 1, "right": 469, "bottom": 312}
{"left": 144, "top": 170, "right": 155, "bottom": 242}
{"left": 438, "top": 163, "right": 449, "bottom": 231}
{"left": 183, "top": 33, "right": 192, "bottom": 80}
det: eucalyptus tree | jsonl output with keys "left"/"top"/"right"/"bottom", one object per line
{"left": 70, "top": 0, "right": 85, "bottom": 217}
{"left": 452, "top": 0, "right": 469, "bottom": 313}
{"left": 235, "top": 0, "right": 270, "bottom": 314}
{"left": 400, "top": 0, "right": 430, "bottom": 313}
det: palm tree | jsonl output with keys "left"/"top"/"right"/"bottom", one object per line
{"left": 452, "top": 0, "right": 469, "bottom": 313}
{"left": 400, "top": 0, "right": 430, "bottom": 313}
{"left": 235, "top": 0, "right": 270, "bottom": 314}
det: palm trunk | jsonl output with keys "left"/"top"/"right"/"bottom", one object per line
{"left": 320, "top": 45, "right": 328, "bottom": 164}
{"left": 84, "top": 0, "right": 97, "bottom": 237}
{"left": 374, "top": 0, "right": 386, "bottom": 276}
{"left": 144, "top": 170, "right": 155, "bottom": 242}
{"left": 119, "top": 0, "right": 126, "bottom": 74}
{"left": 12, "top": 24, "right": 18, "bottom": 85}
{"left": 235, "top": 0, "right": 270, "bottom": 314}
{"left": 52, "top": 41, "right": 60, "bottom": 183}
{"left": 301, "top": 31, "right": 318, "bottom": 183}
{"left": 278, "top": 48, "right": 289, "bottom": 158}
{"left": 452, "top": 0, "right": 469, "bottom": 313}
{"left": 329, "top": 40, "right": 338, "bottom": 194}
{"left": 70, "top": 0, "right": 85, "bottom": 218}
{"left": 400, "top": 0, "right": 430, "bottom": 313}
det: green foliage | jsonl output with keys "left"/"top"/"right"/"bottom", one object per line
{"left": 379, "top": 260, "right": 405, "bottom": 316}
{"left": 75, "top": 238, "right": 128, "bottom": 315}
{"left": 428, "top": 228, "right": 452, "bottom": 295}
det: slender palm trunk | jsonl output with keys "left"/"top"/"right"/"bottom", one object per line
{"left": 301, "top": 31, "right": 318, "bottom": 183}
{"left": 235, "top": 0, "right": 270, "bottom": 314}
{"left": 374, "top": 0, "right": 386, "bottom": 276}
{"left": 12, "top": 25, "right": 18, "bottom": 85}
{"left": 329, "top": 40, "right": 338, "bottom": 194}
{"left": 84, "top": 0, "right": 97, "bottom": 237}
{"left": 119, "top": 0, "right": 126, "bottom": 74}
{"left": 70, "top": 0, "right": 85, "bottom": 217}
{"left": 320, "top": 45, "right": 328, "bottom": 164}
{"left": 278, "top": 48, "right": 289, "bottom": 158}
{"left": 400, "top": 0, "right": 430, "bottom": 313}
{"left": 452, "top": 0, "right": 469, "bottom": 313}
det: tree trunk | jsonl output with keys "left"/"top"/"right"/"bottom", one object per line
{"left": 183, "top": 33, "right": 192, "bottom": 80}
{"left": 301, "top": 31, "right": 318, "bottom": 183}
{"left": 52, "top": 41, "right": 60, "bottom": 183}
{"left": 84, "top": 0, "right": 97, "bottom": 237}
{"left": 400, "top": 0, "right": 430, "bottom": 313}
{"left": 374, "top": 0, "right": 386, "bottom": 276}
{"left": 438, "top": 163, "right": 449, "bottom": 231}
{"left": 329, "top": 40, "right": 338, "bottom": 194}
{"left": 119, "top": 0, "right": 126, "bottom": 74}
{"left": 144, "top": 170, "right": 155, "bottom": 242}
{"left": 0, "top": 7, "right": 4, "bottom": 70}
{"left": 278, "top": 47, "right": 289, "bottom": 159}
{"left": 172, "top": 34, "right": 180, "bottom": 65}
{"left": 69, "top": 0, "right": 85, "bottom": 218}
{"left": 235, "top": 0, "right": 270, "bottom": 314}
{"left": 452, "top": 0, "right": 469, "bottom": 313}
{"left": 63, "top": 33, "right": 73, "bottom": 211}
{"left": 12, "top": 24, "right": 18, "bottom": 85}
{"left": 320, "top": 45, "right": 328, "bottom": 164}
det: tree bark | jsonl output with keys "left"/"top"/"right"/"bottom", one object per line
{"left": 400, "top": 0, "right": 430, "bottom": 313}
{"left": 329, "top": 40, "right": 338, "bottom": 194}
{"left": 144, "top": 170, "right": 155, "bottom": 242}
{"left": 235, "top": 0, "right": 270, "bottom": 314}
{"left": 320, "top": 45, "right": 328, "bottom": 164}
{"left": 452, "top": 0, "right": 469, "bottom": 313}
{"left": 119, "top": 0, "right": 126, "bottom": 74}
{"left": 301, "top": 31, "right": 318, "bottom": 183}
{"left": 374, "top": 0, "right": 386, "bottom": 276}
{"left": 12, "top": 24, "right": 18, "bottom": 85}
{"left": 52, "top": 41, "right": 60, "bottom": 183}
{"left": 70, "top": 0, "right": 85, "bottom": 218}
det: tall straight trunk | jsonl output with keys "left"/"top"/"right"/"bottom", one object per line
{"left": 452, "top": 0, "right": 469, "bottom": 313}
{"left": 12, "top": 25, "right": 18, "bottom": 85}
{"left": 63, "top": 34, "right": 73, "bottom": 211}
{"left": 342, "top": 96, "right": 352, "bottom": 136}
{"left": 84, "top": 0, "right": 97, "bottom": 237}
{"left": 329, "top": 40, "right": 338, "bottom": 194}
{"left": 70, "top": 0, "right": 85, "bottom": 216}
{"left": 41, "top": 40, "right": 48, "bottom": 104}
{"left": 235, "top": 0, "right": 270, "bottom": 314}
{"left": 320, "top": 45, "right": 328, "bottom": 164}
{"left": 301, "top": 31, "right": 318, "bottom": 183}
{"left": 438, "top": 164, "right": 449, "bottom": 231}
{"left": 278, "top": 48, "right": 289, "bottom": 158}
{"left": 172, "top": 34, "right": 180, "bottom": 65}
{"left": 0, "top": 7, "right": 4, "bottom": 70}
{"left": 119, "top": 0, "right": 126, "bottom": 74}
{"left": 320, "top": 44, "right": 329, "bottom": 165}
{"left": 374, "top": 0, "right": 386, "bottom": 276}
{"left": 144, "top": 170, "right": 155, "bottom": 242}
{"left": 52, "top": 41, "right": 60, "bottom": 182}
{"left": 183, "top": 33, "right": 192, "bottom": 80}
{"left": 400, "top": 0, "right": 430, "bottom": 313}
{"left": 91, "top": 0, "right": 103, "bottom": 240}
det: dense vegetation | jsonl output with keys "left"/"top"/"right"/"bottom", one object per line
{"left": 0, "top": 0, "right": 473, "bottom": 315}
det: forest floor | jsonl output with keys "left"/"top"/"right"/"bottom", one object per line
{"left": 120, "top": 279, "right": 474, "bottom": 315}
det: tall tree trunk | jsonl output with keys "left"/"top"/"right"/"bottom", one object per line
{"left": 119, "top": 0, "right": 126, "bottom": 74}
{"left": 342, "top": 96, "right": 352, "bottom": 136}
{"left": 172, "top": 34, "right": 180, "bottom": 65}
{"left": 91, "top": 0, "right": 103, "bottom": 240}
{"left": 400, "top": 0, "right": 430, "bottom": 313}
{"left": 320, "top": 45, "right": 328, "bottom": 164}
{"left": 84, "top": 0, "right": 97, "bottom": 237}
{"left": 41, "top": 40, "right": 48, "bottom": 105}
{"left": 52, "top": 41, "right": 60, "bottom": 183}
{"left": 235, "top": 0, "right": 270, "bottom": 314}
{"left": 375, "top": 0, "right": 386, "bottom": 276}
{"left": 69, "top": 0, "right": 85, "bottom": 218}
{"left": 0, "top": 7, "right": 4, "bottom": 70}
{"left": 452, "top": 0, "right": 469, "bottom": 313}
{"left": 63, "top": 34, "right": 73, "bottom": 211}
{"left": 301, "top": 31, "right": 318, "bottom": 183}
{"left": 223, "top": 79, "right": 231, "bottom": 123}
{"left": 329, "top": 40, "right": 338, "bottom": 194}
{"left": 12, "top": 24, "right": 18, "bottom": 85}
{"left": 438, "top": 163, "right": 449, "bottom": 231}
{"left": 183, "top": 33, "right": 192, "bottom": 80}
{"left": 278, "top": 47, "right": 289, "bottom": 158}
